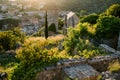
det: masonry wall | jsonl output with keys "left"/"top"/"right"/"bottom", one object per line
{"left": 35, "top": 50, "right": 120, "bottom": 80}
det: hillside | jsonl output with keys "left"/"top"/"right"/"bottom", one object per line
{"left": 57, "top": 0, "right": 120, "bottom": 14}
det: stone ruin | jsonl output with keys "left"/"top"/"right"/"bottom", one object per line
{"left": 47, "top": 10, "right": 59, "bottom": 32}
{"left": 35, "top": 44, "right": 120, "bottom": 80}
{"left": 59, "top": 11, "right": 80, "bottom": 34}
{"left": 65, "top": 11, "right": 79, "bottom": 28}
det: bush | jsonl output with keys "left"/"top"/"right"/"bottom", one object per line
{"left": 63, "top": 23, "right": 104, "bottom": 57}
{"left": 106, "top": 4, "right": 120, "bottom": 18}
{"left": 0, "top": 18, "right": 21, "bottom": 30}
{"left": 10, "top": 36, "right": 66, "bottom": 80}
{"left": 0, "top": 28, "right": 25, "bottom": 51}
{"left": 12, "top": 28, "right": 25, "bottom": 43}
{"left": 58, "top": 18, "right": 64, "bottom": 29}
{"left": 95, "top": 15, "right": 120, "bottom": 38}
{"left": 11, "top": 46, "right": 59, "bottom": 80}
{"left": 80, "top": 14, "right": 99, "bottom": 24}
{"left": 48, "top": 23, "right": 56, "bottom": 33}
{"left": 0, "top": 31, "right": 19, "bottom": 51}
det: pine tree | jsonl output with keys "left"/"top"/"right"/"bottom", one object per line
{"left": 45, "top": 10, "right": 48, "bottom": 39}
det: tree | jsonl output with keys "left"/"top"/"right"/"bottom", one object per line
{"left": 95, "top": 15, "right": 120, "bottom": 38}
{"left": 80, "top": 14, "right": 99, "bottom": 24}
{"left": 45, "top": 11, "right": 48, "bottom": 39}
{"left": 48, "top": 23, "right": 56, "bottom": 33}
{"left": 0, "top": 18, "right": 21, "bottom": 30}
{"left": 106, "top": 4, "right": 120, "bottom": 18}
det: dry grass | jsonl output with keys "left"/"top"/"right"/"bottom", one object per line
{"left": 108, "top": 60, "right": 120, "bottom": 72}
{"left": 24, "top": 35, "right": 64, "bottom": 47}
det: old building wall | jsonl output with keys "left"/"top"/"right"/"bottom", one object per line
{"left": 47, "top": 10, "right": 59, "bottom": 32}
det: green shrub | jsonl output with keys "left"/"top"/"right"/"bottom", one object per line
{"left": 10, "top": 36, "right": 66, "bottom": 80}
{"left": 0, "top": 31, "right": 18, "bottom": 51}
{"left": 63, "top": 23, "right": 103, "bottom": 57}
{"left": 12, "top": 28, "right": 25, "bottom": 43}
{"left": 48, "top": 23, "right": 56, "bottom": 33}
{"left": 80, "top": 14, "right": 99, "bottom": 24}
{"left": 95, "top": 15, "right": 120, "bottom": 38}
{"left": 0, "top": 28, "right": 25, "bottom": 51}
{"left": 11, "top": 46, "right": 59, "bottom": 80}
{"left": 58, "top": 18, "right": 64, "bottom": 29}
{"left": 106, "top": 4, "right": 120, "bottom": 18}
{"left": 0, "top": 18, "right": 21, "bottom": 30}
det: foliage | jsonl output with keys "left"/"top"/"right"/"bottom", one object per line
{"left": 12, "top": 28, "right": 25, "bottom": 43}
{"left": 48, "top": 23, "right": 56, "bottom": 33}
{"left": 106, "top": 4, "right": 120, "bottom": 18}
{"left": 32, "top": 29, "right": 42, "bottom": 37}
{"left": 0, "top": 18, "right": 21, "bottom": 30}
{"left": 79, "top": 10, "right": 88, "bottom": 16}
{"left": 63, "top": 23, "right": 103, "bottom": 57}
{"left": 0, "top": 28, "right": 25, "bottom": 51}
{"left": 0, "top": 31, "right": 19, "bottom": 51}
{"left": 10, "top": 35, "right": 68, "bottom": 80}
{"left": 80, "top": 14, "right": 99, "bottom": 24}
{"left": 0, "top": 52, "right": 19, "bottom": 80}
{"left": 45, "top": 11, "right": 48, "bottom": 39}
{"left": 0, "top": 52, "right": 19, "bottom": 67}
{"left": 108, "top": 60, "right": 120, "bottom": 72}
{"left": 58, "top": 18, "right": 64, "bottom": 30}
{"left": 95, "top": 15, "right": 120, "bottom": 38}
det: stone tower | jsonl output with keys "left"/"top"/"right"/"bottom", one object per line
{"left": 42, "top": 1, "right": 59, "bottom": 32}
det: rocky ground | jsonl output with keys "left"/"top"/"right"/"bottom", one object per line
{"left": 101, "top": 71, "right": 120, "bottom": 80}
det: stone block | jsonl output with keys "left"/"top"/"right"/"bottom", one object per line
{"left": 62, "top": 64, "right": 100, "bottom": 80}
{"left": 99, "top": 44, "right": 116, "bottom": 53}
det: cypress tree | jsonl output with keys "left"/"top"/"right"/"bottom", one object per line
{"left": 45, "top": 10, "right": 48, "bottom": 39}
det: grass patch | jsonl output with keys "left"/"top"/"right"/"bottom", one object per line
{"left": 108, "top": 60, "right": 120, "bottom": 72}
{"left": 0, "top": 52, "right": 19, "bottom": 79}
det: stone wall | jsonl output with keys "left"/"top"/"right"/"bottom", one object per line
{"left": 117, "top": 32, "right": 120, "bottom": 50}
{"left": 35, "top": 45, "right": 120, "bottom": 80}
{"left": 47, "top": 10, "right": 59, "bottom": 32}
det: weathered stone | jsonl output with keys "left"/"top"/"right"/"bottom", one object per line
{"left": 66, "top": 11, "right": 79, "bottom": 28}
{"left": 35, "top": 68, "right": 62, "bottom": 80}
{"left": 101, "top": 70, "right": 120, "bottom": 80}
{"left": 99, "top": 44, "right": 116, "bottom": 53}
{"left": 35, "top": 49, "right": 120, "bottom": 80}
{"left": 117, "top": 32, "right": 120, "bottom": 51}
{"left": 0, "top": 72, "right": 7, "bottom": 80}
{"left": 62, "top": 64, "right": 100, "bottom": 80}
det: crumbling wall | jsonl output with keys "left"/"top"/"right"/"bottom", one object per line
{"left": 35, "top": 44, "right": 120, "bottom": 80}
